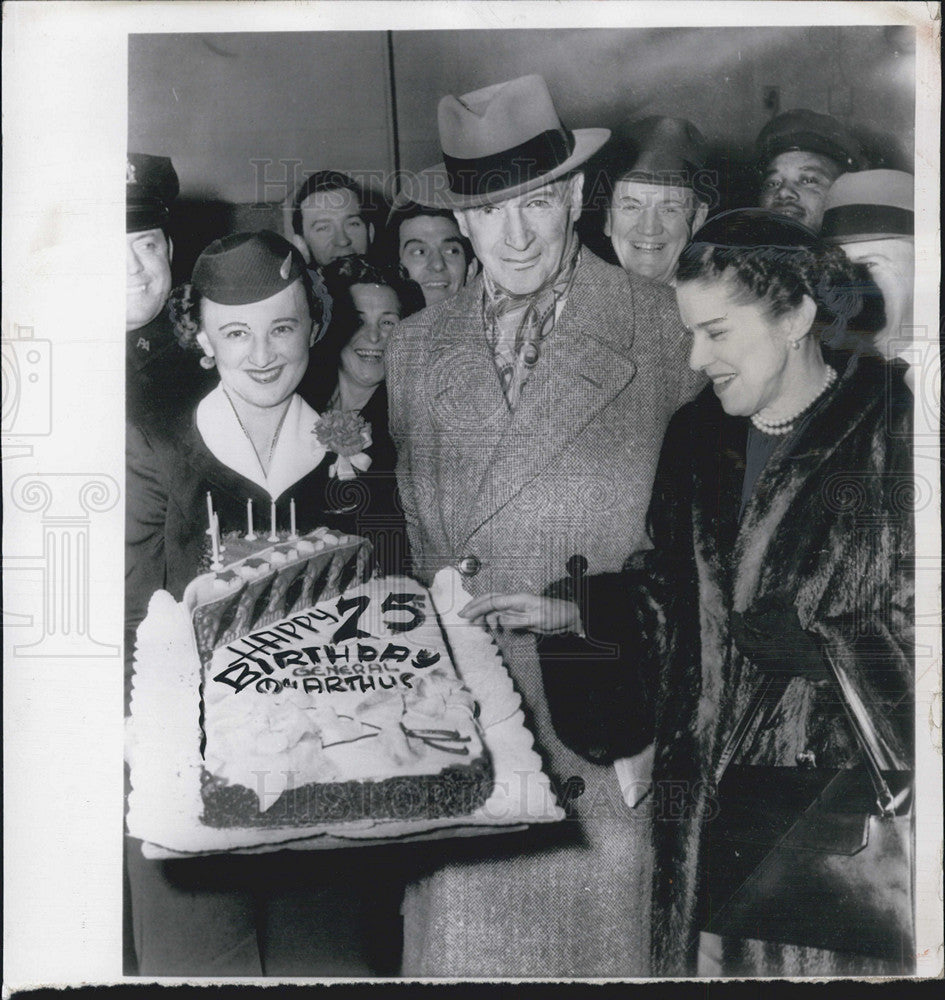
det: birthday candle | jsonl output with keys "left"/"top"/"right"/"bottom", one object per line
{"left": 205, "top": 491, "right": 214, "bottom": 534}
{"left": 290, "top": 498, "right": 297, "bottom": 538}
{"left": 268, "top": 499, "right": 278, "bottom": 541}
{"left": 210, "top": 512, "right": 222, "bottom": 568}
{"left": 245, "top": 498, "right": 257, "bottom": 540}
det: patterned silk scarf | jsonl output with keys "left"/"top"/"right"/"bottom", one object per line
{"left": 482, "top": 228, "right": 581, "bottom": 410}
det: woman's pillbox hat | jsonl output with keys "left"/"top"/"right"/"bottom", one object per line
{"left": 192, "top": 231, "right": 307, "bottom": 305}
{"left": 127, "top": 153, "right": 179, "bottom": 233}
{"left": 690, "top": 207, "right": 823, "bottom": 250}
{"left": 755, "top": 109, "right": 864, "bottom": 172}
{"left": 820, "top": 170, "right": 914, "bottom": 244}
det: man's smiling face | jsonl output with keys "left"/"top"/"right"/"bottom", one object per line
{"left": 454, "top": 173, "right": 583, "bottom": 295}
{"left": 605, "top": 179, "right": 707, "bottom": 283}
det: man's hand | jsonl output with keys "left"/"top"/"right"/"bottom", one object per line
{"left": 730, "top": 592, "right": 829, "bottom": 680}
{"left": 459, "top": 593, "right": 583, "bottom": 636}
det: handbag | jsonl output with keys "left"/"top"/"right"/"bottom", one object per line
{"left": 701, "top": 647, "right": 914, "bottom": 965}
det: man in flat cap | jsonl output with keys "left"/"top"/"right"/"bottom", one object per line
{"left": 389, "top": 74, "right": 703, "bottom": 977}
{"left": 603, "top": 116, "right": 710, "bottom": 284}
{"left": 822, "top": 169, "right": 916, "bottom": 385}
{"left": 126, "top": 152, "right": 212, "bottom": 422}
{"left": 756, "top": 108, "right": 864, "bottom": 232}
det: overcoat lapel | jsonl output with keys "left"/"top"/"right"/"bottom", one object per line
{"left": 456, "top": 258, "right": 639, "bottom": 546}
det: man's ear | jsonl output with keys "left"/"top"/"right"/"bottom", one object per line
{"left": 691, "top": 199, "right": 709, "bottom": 235}
{"left": 603, "top": 205, "right": 613, "bottom": 239}
{"left": 368, "top": 222, "right": 375, "bottom": 246}
{"left": 309, "top": 320, "right": 319, "bottom": 348}
{"left": 453, "top": 209, "right": 470, "bottom": 240}
{"left": 166, "top": 235, "right": 174, "bottom": 265}
{"left": 464, "top": 256, "right": 479, "bottom": 283}
{"left": 290, "top": 233, "right": 312, "bottom": 264}
{"left": 568, "top": 171, "right": 585, "bottom": 223}
{"left": 196, "top": 330, "right": 214, "bottom": 358}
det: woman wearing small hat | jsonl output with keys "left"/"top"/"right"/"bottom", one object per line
{"left": 125, "top": 231, "right": 403, "bottom": 975}
{"left": 463, "top": 209, "right": 913, "bottom": 975}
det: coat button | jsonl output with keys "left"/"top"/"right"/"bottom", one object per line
{"left": 458, "top": 555, "right": 481, "bottom": 577}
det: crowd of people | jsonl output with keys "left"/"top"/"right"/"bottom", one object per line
{"left": 125, "top": 72, "right": 915, "bottom": 979}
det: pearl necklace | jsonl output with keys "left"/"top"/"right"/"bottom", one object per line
{"left": 750, "top": 365, "right": 838, "bottom": 436}
{"left": 222, "top": 387, "right": 291, "bottom": 476}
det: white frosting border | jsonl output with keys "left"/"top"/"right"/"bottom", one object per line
{"left": 126, "top": 567, "right": 564, "bottom": 857}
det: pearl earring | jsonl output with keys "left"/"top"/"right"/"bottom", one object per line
{"left": 790, "top": 339, "right": 801, "bottom": 350}
{"left": 199, "top": 355, "right": 216, "bottom": 369}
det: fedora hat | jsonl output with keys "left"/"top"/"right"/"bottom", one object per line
{"left": 404, "top": 74, "right": 610, "bottom": 210}
{"left": 820, "top": 169, "right": 914, "bottom": 244}
{"left": 610, "top": 116, "right": 708, "bottom": 192}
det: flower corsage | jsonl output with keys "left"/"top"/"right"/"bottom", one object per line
{"left": 313, "top": 411, "right": 373, "bottom": 480}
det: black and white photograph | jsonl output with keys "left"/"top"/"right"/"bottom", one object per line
{"left": 3, "top": 0, "right": 942, "bottom": 988}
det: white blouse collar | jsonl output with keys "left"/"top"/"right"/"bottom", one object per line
{"left": 195, "top": 385, "right": 328, "bottom": 500}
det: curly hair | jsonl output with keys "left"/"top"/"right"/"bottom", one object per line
{"left": 167, "top": 267, "right": 327, "bottom": 353}
{"left": 676, "top": 208, "right": 878, "bottom": 344}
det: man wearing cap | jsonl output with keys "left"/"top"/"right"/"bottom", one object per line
{"left": 755, "top": 109, "right": 864, "bottom": 232}
{"left": 821, "top": 169, "right": 915, "bottom": 385}
{"left": 603, "top": 116, "right": 710, "bottom": 284}
{"left": 388, "top": 74, "right": 703, "bottom": 977}
{"left": 126, "top": 152, "right": 212, "bottom": 422}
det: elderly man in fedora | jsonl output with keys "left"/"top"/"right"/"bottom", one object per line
{"left": 388, "top": 74, "right": 703, "bottom": 977}
{"left": 821, "top": 169, "right": 916, "bottom": 387}
{"left": 755, "top": 109, "right": 864, "bottom": 232}
{"left": 603, "top": 116, "right": 710, "bottom": 285}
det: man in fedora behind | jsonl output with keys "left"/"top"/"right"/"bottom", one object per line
{"left": 603, "top": 116, "right": 710, "bottom": 285}
{"left": 388, "top": 75, "right": 703, "bottom": 977}
{"left": 821, "top": 169, "right": 916, "bottom": 387}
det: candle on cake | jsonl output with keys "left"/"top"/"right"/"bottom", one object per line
{"left": 210, "top": 512, "right": 222, "bottom": 569}
{"left": 245, "top": 498, "right": 257, "bottom": 540}
{"left": 289, "top": 498, "right": 297, "bottom": 539}
{"left": 205, "top": 491, "right": 214, "bottom": 535}
{"left": 268, "top": 499, "right": 278, "bottom": 542}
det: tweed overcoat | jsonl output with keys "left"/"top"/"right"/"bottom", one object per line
{"left": 386, "top": 248, "right": 703, "bottom": 976}
{"left": 543, "top": 351, "right": 914, "bottom": 976}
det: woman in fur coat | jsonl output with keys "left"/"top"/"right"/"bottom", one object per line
{"left": 461, "top": 209, "right": 914, "bottom": 976}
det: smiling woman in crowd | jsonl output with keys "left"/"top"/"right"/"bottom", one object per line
{"left": 125, "top": 230, "right": 410, "bottom": 977}
{"left": 462, "top": 208, "right": 914, "bottom": 977}
{"left": 298, "top": 254, "right": 424, "bottom": 573}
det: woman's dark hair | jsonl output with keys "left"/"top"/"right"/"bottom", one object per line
{"left": 302, "top": 255, "right": 424, "bottom": 402}
{"left": 676, "top": 208, "right": 881, "bottom": 346}
{"left": 167, "top": 265, "right": 328, "bottom": 353}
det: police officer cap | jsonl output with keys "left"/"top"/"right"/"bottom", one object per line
{"left": 127, "top": 153, "right": 179, "bottom": 233}
{"left": 755, "top": 109, "right": 864, "bottom": 172}
{"left": 191, "top": 230, "right": 307, "bottom": 306}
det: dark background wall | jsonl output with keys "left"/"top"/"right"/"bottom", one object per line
{"left": 129, "top": 26, "right": 916, "bottom": 278}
